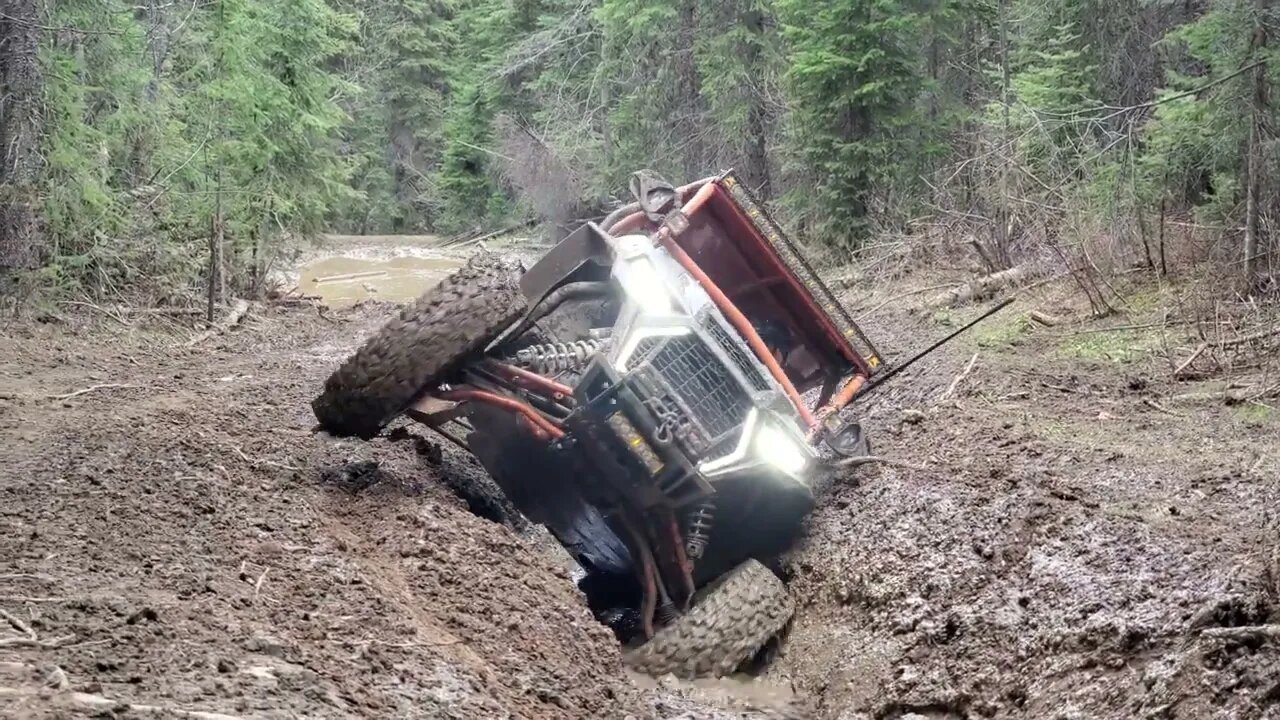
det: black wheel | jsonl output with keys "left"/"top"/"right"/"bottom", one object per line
{"left": 312, "top": 253, "right": 527, "bottom": 439}
{"left": 433, "top": 451, "right": 529, "bottom": 533}
{"left": 625, "top": 559, "right": 794, "bottom": 678}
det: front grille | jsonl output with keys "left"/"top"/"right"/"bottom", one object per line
{"left": 701, "top": 315, "right": 769, "bottom": 391}
{"left": 635, "top": 334, "right": 751, "bottom": 449}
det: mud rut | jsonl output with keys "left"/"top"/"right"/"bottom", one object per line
{"left": 1, "top": 277, "right": 1278, "bottom": 719}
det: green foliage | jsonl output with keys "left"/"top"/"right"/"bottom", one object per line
{"left": 37, "top": 0, "right": 354, "bottom": 300}
{"left": 1057, "top": 329, "right": 1158, "bottom": 364}
{"left": 16, "top": 0, "right": 1280, "bottom": 300}
{"left": 778, "top": 0, "right": 937, "bottom": 246}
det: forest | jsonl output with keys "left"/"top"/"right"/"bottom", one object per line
{"left": 0, "top": 0, "right": 1276, "bottom": 304}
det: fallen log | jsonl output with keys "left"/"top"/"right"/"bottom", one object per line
{"left": 186, "top": 299, "right": 250, "bottom": 347}
{"left": 312, "top": 270, "right": 387, "bottom": 285}
{"left": 1028, "top": 310, "right": 1061, "bottom": 327}
{"left": 1219, "top": 323, "right": 1280, "bottom": 347}
{"left": 927, "top": 265, "right": 1043, "bottom": 308}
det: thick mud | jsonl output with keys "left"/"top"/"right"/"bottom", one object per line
{"left": 2, "top": 254, "right": 1278, "bottom": 719}
{"left": 0, "top": 303, "right": 643, "bottom": 718}
{"left": 292, "top": 235, "right": 464, "bottom": 307}
{"left": 771, "top": 279, "right": 1280, "bottom": 719}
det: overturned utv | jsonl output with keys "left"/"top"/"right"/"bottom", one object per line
{"left": 313, "top": 172, "right": 884, "bottom": 677}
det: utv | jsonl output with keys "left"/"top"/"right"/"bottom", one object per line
{"left": 313, "top": 172, "right": 884, "bottom": 677}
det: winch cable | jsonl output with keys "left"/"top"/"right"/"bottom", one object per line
{"left": 853, "top": 296, "right": 1016, "bottom": 401}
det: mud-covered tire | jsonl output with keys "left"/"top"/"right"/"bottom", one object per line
{"left": 312, "top": 253, "right": 527, "bottom": 439}
{"left": 625, "top": 559, "right": 794, "bottom": 678}
{"left": 435, "top": 453, "right": 529, "bottom": 533}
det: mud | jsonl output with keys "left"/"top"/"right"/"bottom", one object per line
{"left": 292, "top": 235, "right": 464, "bottom": 307}
{"left": 0, "top": 303, "right": 642, "bottom": 718}
{"left": 2, "top": 252, "right": 1279, "bottom": 719}
{"left": 770, "top": 278, "right": 1280, "bottom": 719}
{"left": 301, "top": 255, "right": 463, "bottom": 307}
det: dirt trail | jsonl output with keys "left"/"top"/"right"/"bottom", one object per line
{"left": 0, "top": 303, "right": 647, "bottom": 719}
{"left": 2, "top": 257, "right": 1278, "bottom": 719}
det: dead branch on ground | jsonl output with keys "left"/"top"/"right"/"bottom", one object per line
{"left": 939, "top": 352, "right": 980, "bottom": 402}
{"left": 0, "top": 608, "right": 73, "bottom": 649}
{"left": 1142, "top": 398, "right": 1187, "bottom": 418}
{"left": 47, "top": 383, "right": 139, "bottom": 401}
{"left": 186, "top": 299, "right": 250, "bottom": 347}
{"left": 834, "top": 455, "right": 929, "bottom": 471}
{"left": 1200, "top": 624, "right": 1280, "bottom": 641}
{"left": 1173, "top": 343, "right": 1208, "bottom": 379}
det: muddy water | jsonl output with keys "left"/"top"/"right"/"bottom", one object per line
{"left": 300, "top": 254, "right": 463, "bottom": 307}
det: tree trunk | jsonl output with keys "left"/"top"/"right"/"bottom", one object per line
{"left": 1244, "top": 0, "right": 1268, "bottom": 293}
{"left": 674, "top": 0, "right": 705, "bottom": 179}
{"left": 741, "top": 9, "right": 772, "bottom": 200}
{"left": 994, "top": 0, "right": 1012, "bottom": 270}
{"left": 0, "top": 0, "right": 44, "bottom": 273}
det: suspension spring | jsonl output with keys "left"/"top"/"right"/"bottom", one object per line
{"left": 513, "top": 339, "right": 603, "bottom": 374}
{"left": 685, "top": 499, "right": 715, "bottom": 561}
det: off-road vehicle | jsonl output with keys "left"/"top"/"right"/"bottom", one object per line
{"left": 313, "top": 171, "right": 884, "bottom": 677}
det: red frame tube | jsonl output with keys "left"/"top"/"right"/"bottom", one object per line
{"left": 438, "top": 389, "right": 566, "bottom": 440}
{"left": 606, "top": 177, "right": 718, "bottom": 236}
{"left": 655, "top": 184, "right": 819, "bottom": 429}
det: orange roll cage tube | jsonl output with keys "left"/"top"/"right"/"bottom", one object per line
{"left": 607, "top": 177, "right": 717, "bottom": 236}
{"left": 654, "top": 183, "right": 819, "bottom": 430}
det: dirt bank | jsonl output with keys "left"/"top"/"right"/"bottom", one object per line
{"left": 0, "top": 303, "right": 647, "bottom": 718}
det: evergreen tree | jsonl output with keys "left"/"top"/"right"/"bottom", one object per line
{"left": 779, "top": 0, "right": 927, "bottom": 246}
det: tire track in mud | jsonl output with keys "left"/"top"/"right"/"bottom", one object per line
{"left": 0, "top": 304, "right": 646, "bottom": 719}
{"left": 769, "top": 299, "right": 1280, "bottom": 720}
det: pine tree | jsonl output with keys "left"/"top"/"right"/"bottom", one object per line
{"left": 779, "top": 0, "right": 927, "bottom": 246}
{"left": 383, "top": 0, "right": 457, "bottom": 229}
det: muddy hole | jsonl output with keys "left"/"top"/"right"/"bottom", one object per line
{"left": 297, "top": 242, "right": 463, "bottom": 307}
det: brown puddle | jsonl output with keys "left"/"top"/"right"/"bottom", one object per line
{"left": 300, "top": 254, "right": 464, "bottom": 307}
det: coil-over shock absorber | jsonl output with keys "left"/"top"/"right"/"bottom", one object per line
{"left": 513, "top": 339, "right": 603, "bottom": 374}
{"left": 685, "top": 499, "right": 715, "bottom": 560}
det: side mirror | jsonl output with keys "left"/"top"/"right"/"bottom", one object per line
{"left": 826, "top": 420, "right": 871, "bottom": 458}
{"left": 629, "top": 170, "right": 677, "bottom": 221}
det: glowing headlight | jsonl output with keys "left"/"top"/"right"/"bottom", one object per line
{"left": 753, "top": 422, "right": 808, "bottom": 475}
{"left": 620, "top": 257, "right": 675, "bottom": 315}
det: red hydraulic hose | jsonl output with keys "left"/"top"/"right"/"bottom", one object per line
{"left": 438, "top": 389, "right": 566, "bottom": 440}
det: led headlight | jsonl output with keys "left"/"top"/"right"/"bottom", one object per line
{"left": 619, "top": 257, "right": 675, "bottom": 316}
{"left": 753, "top": 422, "right": 808, "bottom": 475}
{"left": 699, "top": 410, "right": 810, "bottom": 478}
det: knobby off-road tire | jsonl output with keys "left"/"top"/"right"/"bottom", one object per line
{"left": 312, "top": 253, "right": 527, "bottom": 439}
{"left": 625, "top": 559, "right": 794, "bottom": 678}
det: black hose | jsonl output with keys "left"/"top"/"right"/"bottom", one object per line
{"left": 496, "top": 281, "right": 613, "bottom": 350}
{"left": 600, "top": 203, "right": 640, "bottom": 233}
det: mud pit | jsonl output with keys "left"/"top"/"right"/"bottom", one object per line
{"left": 2, "top": 252, "right": 1279, "bottom": 719}
{"left": 295, "top": 235, "right": 464, "bottom": 307}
